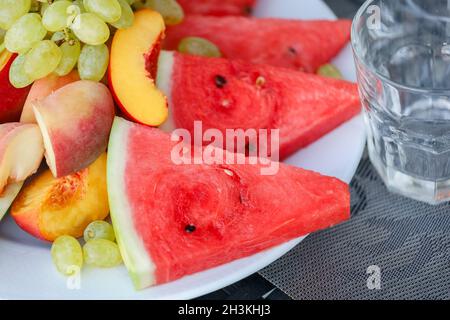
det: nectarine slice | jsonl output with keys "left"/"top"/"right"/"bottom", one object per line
{"left": 11, "top": 153, "right": 109, "bottom": 241}
{"left": 109, "top": 9, "right": 168, "bottom": 126}
{"left": 0, "top": 122, "right": 44, "bottom": 193}
{"left": 20, "top": 70, "right": 80, "bottom": 123}
{"left": 33, "top": 80, "right": 115, "bottom": 178}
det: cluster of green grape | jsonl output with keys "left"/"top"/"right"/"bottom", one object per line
{"left": 0, "top": 0, "right": 184, "bottom": 89}
{"left": 51, "top": 220, "right": 122, "bottom": 275}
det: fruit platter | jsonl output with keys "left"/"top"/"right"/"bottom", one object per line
{"left": 0, "top": 0, "right": 365, "bottom": 299}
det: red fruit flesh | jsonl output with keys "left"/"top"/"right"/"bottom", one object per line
{"left": 109, "top": 118, "right": 350, "bottom": 287}
{"left": 177, "top": 0, "right": 256, "bottom": 16}
{"left": 165, "top": 16, "right": 352, "bottom": 72}
{"left": 164, "top": 52, "right": 361, "bottom": 159}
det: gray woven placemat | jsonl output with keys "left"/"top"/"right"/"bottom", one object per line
{"left": 259, "top": 151, "right": 450, "bottom": 300}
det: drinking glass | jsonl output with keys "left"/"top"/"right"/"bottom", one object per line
{"left": 352, "top": 0, "right": 450, "bottom": 204}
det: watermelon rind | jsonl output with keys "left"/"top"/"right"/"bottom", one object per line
{"left": 107, "top": 117, "right": 156, "bottom": 290}
{"left": 156, "top": 50, "right": 175, "bottom": 133}
{"left": 0, "top": 182, "right": 23, "bottom": 222}
{"left": 156, "top": 50, "right": 174, "bottom": 101}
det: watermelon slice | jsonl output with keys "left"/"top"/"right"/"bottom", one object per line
{"left": 177, "top": 0, "right": 256, "bottom": 16}
{"left": 164, "top": 15, "right": 352, "bottom": 72}
{"left": 108, "top": 117, "right": 350, "bottom": 289}
{"left": 157, "top": 51, "right": 361, "bottom": 160}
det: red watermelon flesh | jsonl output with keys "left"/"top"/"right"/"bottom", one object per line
{"left": 108, "top": 117, "right": 350, "bottom": 289}
{"left": 164, "top": 15, "right": 352, "bottom": 72}
{"left": 177, "top": 0, "right": 256, "bottom": 16}
{"left": 156, "top": 51, "right": 361, "bottom": 160}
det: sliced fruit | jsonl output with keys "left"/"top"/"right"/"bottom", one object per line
{"left": 165, "top": 16, "right": 352, "bottom": 72}
{"left": 156, "top": 51, "right": 361, "bottom": 159}
{"left": 11, "top": 153, "right": 109, "bottom": 241}
{"left": 20, "top": 70, "right": 80, "bottom": 123}
{"left": 0, "top": 182, "right": 23, "bottom": 222}
{"left": 108, "top": 117, "right": 350, "bottom": 289}
{"left": 33, "top": 80, "right": 115, "bottom": 177}
{"left": 0, "top": 122, "right": 44, "bottom": 193}
{"left": 109, "top": 9, "right": 168, "bottom": 126}
{"left": 0, "top": 50, "right": 31, "bottom": 123}
{"left": 177, "top": 0, "right": 255, "bottom": 16}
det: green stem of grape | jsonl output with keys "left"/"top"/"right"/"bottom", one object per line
{"left": 63, "top": 28, "right": 71, "bottom": 43}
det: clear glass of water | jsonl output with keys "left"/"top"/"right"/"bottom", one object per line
{"left": 352, "top": 0, "right": 450, "bottom": 204}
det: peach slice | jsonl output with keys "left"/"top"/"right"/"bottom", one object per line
{"left": 109, "top": 9, "right": 168, "bottom": 126}
{"left": 20, "top": 70, "right": 80, "bottom": 123}
{"left": 0, "top": 182, "right": 23, "bottom": 222}
{"left": 33, "top": 80, "right": 115, "bottom": 178}
{"left": 0, "top": 50, "right": 31, "bottom": 123}
{"left": 0, "top": 122, "right": 44, "bottom": 193}
{"left": 11, "top": 153, "right": 109, "bottom": 241}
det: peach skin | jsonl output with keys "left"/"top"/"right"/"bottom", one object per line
{"left": 33, "top": 80, "right": 115, "bottom": 177}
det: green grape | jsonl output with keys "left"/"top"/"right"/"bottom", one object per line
{"left": 42, "top": 0, "right": 73, "bottom": 32}
{"left": 144, "top": 0, "right": 184, "bottom": 26}
{"left": 51, "top": 235, "right": 83, "bottom": 276}
{"left": 52, "top": 33, "right": 81, "bottom": 76}
{"left": 29, "top": 0, "right": 40, "bottom": 12}
{"left": 178, "top": 37, "right": 222, "bottom": 58}
{"left": 71, "top": 13, "right": 110, "bottom": 45}
{"left": 0, "top": 28, "right": 5, "bottom": 44}
{"left": 0, "top": 0, "right": 31, "bottom": 30}
{"left": 40, "top": 3, "right": 49, "bottom": 16}
{"left": 83, "top": 220, "right": 116, "bottom": 242}
{"left": 40, "top": 0, "right": 68, "bottom": 16}
{"left": 78, "top": 43, "right": 109, "bottom": 81}
{"left": 83, "top": 0, "right": 122, "bottom": 23}
{"left": 317, "top": 64, "right": 343, "bottom": 79}
{"left": 110, "top": 0, "right": 134, "bottom": 29}
{"left": 51, "top": 30, "right": 66, "bottom": 43}
{"left": 4, "top": 13, "right": 47, "bottom": 53}
{"left": 73, "top": 0, "right": 86, "bottom": 12}
{"left": 9, "top": 54, "right": 34, "bottom": 88}
{"left": 83, "top": 239, "right": 122, "bottom": 268}
{"left": 24, "top": 40, "right": 62, "bottom": 79}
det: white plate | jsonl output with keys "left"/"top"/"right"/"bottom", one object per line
{"left": 0, "top": 0, "right": 365, "bottom": 300}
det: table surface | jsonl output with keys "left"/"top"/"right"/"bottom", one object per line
{"left": 200, "top": 0, "right": 366, "bottom": 300}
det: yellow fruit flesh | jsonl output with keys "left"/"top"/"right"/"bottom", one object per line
{"left": 12, "top": 153, "right": 109, "bottom": 241}
{"left": 110, "top": 9, "right": 168, "bottom": 126}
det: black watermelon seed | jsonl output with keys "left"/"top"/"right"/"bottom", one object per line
{"left": 214, "top": 75, "right": 227, "bottom": 88}
{"left": 288, "top": 47, "right": 297, "bottom": 55}
{"left": 244, "top": 6, "right": 253, "bottom": 15}
{"left": 185, "top": 224, "right": 196, "bottom": 233}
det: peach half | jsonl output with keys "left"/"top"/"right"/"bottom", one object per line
{"left": 0, "top": 122, "right": 44, "bottom": 194}
{"left": 20, "top": 70, "right": 80, "bottom": 123}
{"left": 33, "top": 80, "right": 115, "bottom": 178}
{"left": 109, "top": 9, "right": 168, "bottom": 126}
{"left": 11, "top": 153, "right": 109, "bottom": 241}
